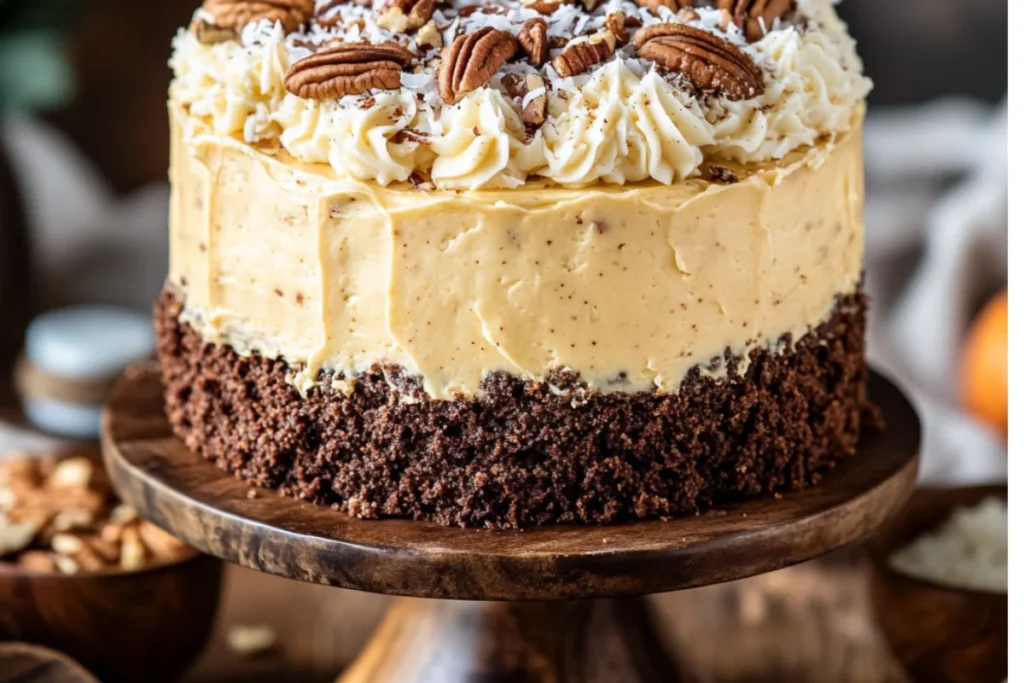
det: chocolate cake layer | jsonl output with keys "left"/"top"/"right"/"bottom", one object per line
{"left": 156, "top": 289, "right": 879, "bottom": 529}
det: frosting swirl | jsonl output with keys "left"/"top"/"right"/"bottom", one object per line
{"left": 169, "top": 0, "right": 871, "bottom": 189}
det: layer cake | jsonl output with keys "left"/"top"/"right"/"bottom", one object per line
{"left": 160, "top": 0, "right": 876, "bottom": 527}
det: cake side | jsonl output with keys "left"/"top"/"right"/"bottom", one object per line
{"left": 169, "top": 110, "right": 865, "bottom": 399}
{"left": 157, "top": 287, "right": 877, "bottom": 529}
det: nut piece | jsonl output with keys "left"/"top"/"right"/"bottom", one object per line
{"left": 54, "top": 555, "right": 80, "bottom": 575}
{"left": 633, "top": 24, "right": 764, "bottom": 100}
{"left": 138, "top": 521, "right": 190, "bottom": 559}
{"left": 552, "top": 31, "right": 616, "bottom": 78}
{"left": 636, "top": 0, "right": 689, "bottom": 13}
{"left": 0, "top": 518, "right": 39, "bottom": 556}
{"left": 717, "top": 0, "right": 794, "bottom": 41}
{"left": 202, "top": 0, "right": 315, "bottom": 34}
{"left": 17, "top": 550, "right": 55, "bottom": 573}
{"left": 517, "top": 19, "right": 549, "bottom": 67}
{"left": 120, "top": 525, "right": 147, "bottom": 571}
{"left": 285, "top": 43, "right": 416, "bottom": 99}
{"left": 522, "top": 0, "right": 569, "bottom": 14}
{"left": 48, "top": 457, "right": 92, "bottom": 489}
{"left": 415, "top": 20, "right": 443, "bottom": 49}
{"left": 50, "top": 532, "right": 84, "bottom": 555}
{"left": 677, "top": 6, "right": 700, "bottom": 22}
{"left": 375, "top": 0, "right": 436, "bottom": 33}
{"left": 191, "top": 19, "right": 236, "bottom": 44}
{"left": 228, "top": 625, "right": 278, "bottom": 656}
{"left": 520, "top": 74, "right": 547, "bottom": 126}
{"left": 605, "top": 12, "right": 629, "bottom": 45}
{"left": 437, "top": 28, "right": 519, "bottom": 104}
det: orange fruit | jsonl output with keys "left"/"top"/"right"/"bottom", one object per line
{"left": 960, "top": 289, "right": 1008, "bottom": 435}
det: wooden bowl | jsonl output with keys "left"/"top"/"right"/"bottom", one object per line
{"left": 0, "top": 552, "right": 222, "bottom": 683}
{"left": 866, "top": 485, "right": 1007, "bottom": 683}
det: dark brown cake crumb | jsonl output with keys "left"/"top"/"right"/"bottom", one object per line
{"left": 155, "top": 288, "right": 879, "bottom": 529}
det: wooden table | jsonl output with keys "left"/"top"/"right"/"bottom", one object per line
{"left": 186, "top": 547, "right": 908, "bottom": 683}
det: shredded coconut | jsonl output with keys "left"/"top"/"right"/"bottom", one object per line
{"left": 889, "top": 497, "right": 1008, "bottom": 593}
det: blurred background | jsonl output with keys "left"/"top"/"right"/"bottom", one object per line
{"left": 0, "top": 1, "right": 1009, "bottom": 681}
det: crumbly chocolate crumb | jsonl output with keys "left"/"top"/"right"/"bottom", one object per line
{"left": 156, "top": 288, "right": 878, "bottom": 529}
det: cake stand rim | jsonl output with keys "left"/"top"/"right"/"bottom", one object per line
{"left": 101, "top": 364, "right": 919, "bottom": 601}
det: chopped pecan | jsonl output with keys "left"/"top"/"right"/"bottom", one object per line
{"left": 416, "top": 20, "right": 443, "bottom": 48}
{"left": 552, "top": 31, "right": 615, "bottom": 78}
{"left": 604, "top": 12, "right": 629, "bottom": 45}
{"left": 520, "top": 74, "right": 547, "bottom": 126}
{"left": 517, "top": 18, "right": 549, "bottom": 67}
{"left": 285, "top": 43, "right": 416, "bottom": 99}
{"left": 500, "top": 73, "right": 528, "bottom": 98}
{"left": 579, "top": 0, "right": 603, "bottom": 10}
{"left": 522, "top": 0, "right": 569, "bottom": 14}
{"left": 191, "top": 18, "right": 236, "bottom": 44}
{"left": 677, "top": 6, "right": 700, "bottom": 22}
{"left": 437, "top": 28, "right": 519, "bottom": 104}
{"left": 633, "top": 24, "right": 763, "bottom": 99}
{"left": 201, "top": 0, "right": 314, "bottom": 34}
{"left": 458, "top": 3, "right": 507, "bottom": 14}
{"left": 717, "top": 0, "right": 795, "bottom": 41}
{"left": 376, "top": 0, "right": 436, "bottom": 33}
{"left": 636, "top": 0, "right": 690, "bottom": 13}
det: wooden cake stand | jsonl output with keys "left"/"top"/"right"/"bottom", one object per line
{"left": 101, "top": 365, "right": 920, "bottom": 683}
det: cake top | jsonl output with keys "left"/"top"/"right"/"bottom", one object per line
{"left": 170, "top": 0, "right": 871, "bottom": 190}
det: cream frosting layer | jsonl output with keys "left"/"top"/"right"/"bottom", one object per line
{"left": 169, "top": 107, "right": 865, "bottom": 399}
{"left": 169, "top": 0, "right": 871, "bottom": 190}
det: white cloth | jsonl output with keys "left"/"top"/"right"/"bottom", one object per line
{"left": 863, "top": 98, "right": 1008, "bottom": 484}
{"left": 0, "top": 102, "right": 1010, "bottom": 482}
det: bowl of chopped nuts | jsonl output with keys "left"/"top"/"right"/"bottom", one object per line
{"left": 0, "top": 453, "right": 223, "bottom": 683}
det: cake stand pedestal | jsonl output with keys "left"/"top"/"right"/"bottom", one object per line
{"left": 101, "top": 365, "right": 919, "bottom": 683}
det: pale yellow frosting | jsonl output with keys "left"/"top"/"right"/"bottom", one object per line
{"left": 168, "top": 0, "right": 871, "bottom": 190}
{"left": 169, "top": 107, "right": 865, "bottom": 399}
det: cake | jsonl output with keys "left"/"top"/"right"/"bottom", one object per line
{"left": 159, "top": 0, "right": 876, "bottom": 528}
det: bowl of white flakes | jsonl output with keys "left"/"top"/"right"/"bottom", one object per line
{"left": 867, "top": 485, "right": 1007, "bottom": 683}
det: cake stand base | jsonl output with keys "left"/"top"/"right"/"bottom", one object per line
{"left": 101, "top": 364, "right": 919, "bottom": 682}
{"left": 340, "top": 597, "right": 696, "bottom": 683}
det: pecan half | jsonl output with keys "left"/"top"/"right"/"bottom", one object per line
{"left": 376, "top": 0, "right": 436, "bottom": 33}
{"left": 437, "top": 28, "right": 518, "bottom": 104}
{"left": 717, "top": 0, "right": 794, "bottom": 41}
{"left": 633, "top": 24, "right": 763, "bottom": 99}
{"left": 636, "top": 0, "right": 690, "bottom": 13}
{"left": 202, "top": 0, "right": 314, "bottom": 34}
{"left": 518, "top": 18, "right": 549, "bottom": 67}
{"left": 552, "top": 31, "right": 615, "bottom": 78}
{"left": 285, "top": 43, "right": 416, "bottom": 99}
{"left": 522, "top": 0, "right": 570, "bottom": 14}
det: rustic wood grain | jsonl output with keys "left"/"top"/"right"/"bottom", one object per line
{"left": 101, "top": 363, "right": 920, "bottom": 601}
{"left": 186, "top": 554, "right": 912, "bottom": 683}
{"left": 337, "top": 597, "right": 702, "bottom": 683}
